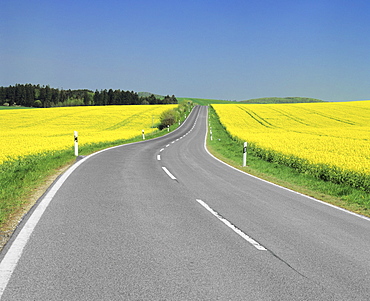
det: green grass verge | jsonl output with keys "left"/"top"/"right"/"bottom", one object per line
{"left": 0, "top": 115, "right": 185, "bottom": 230}
{"left": 0, "top": 106, "right": 36, "bottom": 110}
{"left": 207, "top": 106, "right": 370, "bottom": 218}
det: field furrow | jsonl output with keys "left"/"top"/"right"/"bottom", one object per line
{"left": 212, "top": 101, "right": 370, "bottom": 191}
{"left": 0, "top": 105, "right": 177, "bottom": 164}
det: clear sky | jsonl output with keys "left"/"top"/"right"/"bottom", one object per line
{"left": 1, "top": 0, "right": 370, "bottom": 101}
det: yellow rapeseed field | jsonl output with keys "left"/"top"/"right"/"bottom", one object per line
{"left": 212, "top": 101, "right": 370, "bottom": 186}
{"left": 0, "top": 105, "right": 177, "bottom": 164}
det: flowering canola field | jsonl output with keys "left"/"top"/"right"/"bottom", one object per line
{"left": 0, "top": 105, "right": 177, "bottom": 164}
{"left": 212, "top": 101, "right": 370, "bottom": 190}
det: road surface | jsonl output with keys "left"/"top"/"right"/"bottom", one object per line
{"left": 1, "top": 106, "right": 369, "bottom": 300}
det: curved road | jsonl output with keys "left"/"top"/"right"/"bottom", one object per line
{"left": 1, "top": 106, "right": 370, "bottom": 300}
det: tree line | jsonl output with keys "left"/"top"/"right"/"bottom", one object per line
{"left": 0, "top": 84, "right": 177, "bottom": 108}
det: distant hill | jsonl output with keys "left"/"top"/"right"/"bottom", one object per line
{"left": 240, "top": 97, "right": 324, "bottom": 104}
{"left": 138, "top": 92, "right": 164, "bottom": 99}
{"left": 177, "top": 97, "right": 324, "bottom": 105}
{"left": 177, "top": 97, "right": 236, "bottom": 105}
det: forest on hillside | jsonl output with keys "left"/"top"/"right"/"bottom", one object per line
{"left": 0, "top": 84, "right": 177, "bottom": 108}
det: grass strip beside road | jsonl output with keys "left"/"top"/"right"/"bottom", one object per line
{"left": 206, "top": 106, "right": 370, "bottom": 218}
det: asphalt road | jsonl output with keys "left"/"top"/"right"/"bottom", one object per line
{"left": 1, "top": 106, "right": 369, "bottom": 300}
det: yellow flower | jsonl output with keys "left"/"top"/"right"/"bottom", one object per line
{"left": 0, "top": 105, "right": 177, "bottom": 164}
{"left": 212, "top": 101, "right": 370, "bottom": 175}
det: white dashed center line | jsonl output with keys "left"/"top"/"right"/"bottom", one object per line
{"left": 162, "top": 167, "right": 176, "bottom": 180}
{"left": 196, "top": 199, "right": 267, "bottom": 251}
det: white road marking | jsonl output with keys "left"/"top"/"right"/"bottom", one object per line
{"left": 162, "top": 167, "right": 176, "bottom": 180}
{"left": 196, "top": 199, "right": 267, "bottom": 251}
{"left": 159, "top": 148, "right": 164, "bottom": 152}
{"left": 203, "top": 111, "right": 370, "bottom": 222}
{"left": 157, "top": 155, "right": 161, "bottom": 161}
{"left": 0, "top": 107, "right": 200, "bottom": 297}
{"left": 0, "top": 110, "right": 204, "bottom": 297}
{"left": 171, "top": 141, "right": 175, "bottom": 144}
{"left": 0, "top": 156, "right": 90, "bottom": 298}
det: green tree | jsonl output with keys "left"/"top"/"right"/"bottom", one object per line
{"left": 44, "top": 85, "right": 52, "bottom": 107}
{"left": 51, "top": 89, "right": 60, "bottom": 105}
{"left": 102, "top": 90, "right": 109, "bottom": 105}
{"left": 158, "top": 109, "right": 177, "bottom": 130}
{"left": 0, "top": 87, "right": 6, "bottom": 103}
{"left": 15, "top": 84, "right": 26, "bottom": 106}
{"left": 7, "top": 86, "right": 16, "bottom": 106}
{"left": 108, "top": 89, "right": 114, "bottom": 105}
{"left": 83, "top": 91, "right": 91, "bottom": 105}
{"left": 33, "top": 100, "right": 42, "bottom": 107}
{"left": 60, "top": 89, "right": 67, "bottom": 103}
{"left": 148, "top": 94, "right": 158, "bottom": 104}
{"left": 93, "top": 90, "right": 101, "bottom": 105}
{"left": 24, "top": 84, "right": 35, "bottom": 107}
{"left": 39, "top": 86, "right": 46, "bottom": 104}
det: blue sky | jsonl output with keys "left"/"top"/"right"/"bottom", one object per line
{"left": 1, "top": 0, "right": 369, "bottom": 101}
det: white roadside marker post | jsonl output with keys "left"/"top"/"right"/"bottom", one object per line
{"left": 167, "top": 125, "right": 170, "bottom": 132}
{"left": 243, "top": 142, "right": 248, "bottom": 167}
{"left": 210, "top": 127, "right": 213, "bottom": 141}
{"left": 142, "top": 129, "right": 145, "bottom": 140}
{"left": 74, "top": 131, "right": 78, "bottom": 157}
